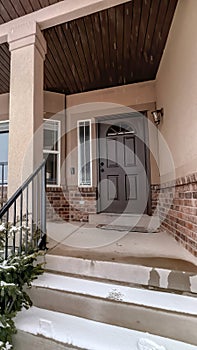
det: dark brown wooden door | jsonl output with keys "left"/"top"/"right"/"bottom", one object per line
{"left": 98, "top": 114, "right": 149, "bottom": 214}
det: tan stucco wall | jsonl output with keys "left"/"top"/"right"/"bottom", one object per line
{"left": 0, "top": 91, "right": 66, "bottom": 186}
{"left": 0, "top": 93, "right": 9, "bottom": 121}
{"left": 67, "top": 81, "right": 156, "bottom": 108}
{"left": 44, "top": 91, "right": 65, "bottom": 115}
{"left": 0, "top": 85, "right": 159, "bottom": 187}
{"left": 44, "top": 91, "right": 66, "bottom": 185}
{"left": 0, "top": 91, "right": 65, "bottom": 119}
{"left": 66, "top": 81, "right": 159, "bottom": 186}
{"left": 156, "top": 0, "right": 197, "bottom": 182}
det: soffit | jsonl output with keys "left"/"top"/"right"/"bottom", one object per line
{"left": 0, "top": 0, "right": 178, "bottom": 95}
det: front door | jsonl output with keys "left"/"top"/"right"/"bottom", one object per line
{"left": 98, "top": 114, "right": 149, "bottom": 214}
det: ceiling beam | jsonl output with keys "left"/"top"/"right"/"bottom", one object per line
{"left": 0, "top": 0, "right": 131, "bottom": 44}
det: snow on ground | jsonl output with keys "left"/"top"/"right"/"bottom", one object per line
{"left": 32, "top": 272, "right": 197, "bottom": 315}
{"left": 15, "top": 306, "right": 197, "bottom": 350}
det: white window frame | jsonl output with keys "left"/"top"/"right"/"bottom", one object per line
{"left": 0, "top": 120, "right": 9, "bottom": 131}
{"left": 0, "top": 120, "right": 9, "bottom": 186}
{"left": 43, "top": 119, "right": 61, "bottom": 187}
{"left": 77, "top": 119, "right": 92, "bottom": 188}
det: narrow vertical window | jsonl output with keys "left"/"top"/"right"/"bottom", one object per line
{"left": 78, "top": 120, "right": 92, "bottom": 187}
{"left": 0, "top": 121, "right": 9, "bottom": 185}
{"left": 43, "top": 119, "right": 60, "bottom": 186}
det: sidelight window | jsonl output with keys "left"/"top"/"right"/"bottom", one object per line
{"left": 78, "top": 120, "right": 92, "bottom": 187}
{"left": 0, "top": 121, "right": 9, "bottom": 185}
{"left": 43, "top": 119, "right": 60, "bottom": 186}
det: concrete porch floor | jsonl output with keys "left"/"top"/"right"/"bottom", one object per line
{"left": 46, "top": 215, "right": 197, "bottom": 272}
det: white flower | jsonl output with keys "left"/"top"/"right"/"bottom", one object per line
{"left": 4, "top": 342, "right": 12, "bottom": 350}
{"left": 22, "top": 225, "right": 30, "bottom": 231}
{"left": 0, "top": 321, "right": 10, "bottom": 328}
{"left": 18, "top": 225, "right": 30, "bottom": 231}
{"left": 9, "top": 226, "right": 18, "bottom": 234}
{"left": 0, "top": 341, "right": 12, "bottom": 350}
{"left": 0, "top": 281, "right": 15, "bottom": 287}
{"left": 8, "top": 226, "right": 19, "bottom": 238}
{"left": 0, "top": 224, "right": 6, "bottom": 232}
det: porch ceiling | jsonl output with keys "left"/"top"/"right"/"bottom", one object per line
{"left": 0, "top": 0, "right": 178, "bottom": 95}
{"left": 0, "top": 0, "right": 62, "bottom": 23}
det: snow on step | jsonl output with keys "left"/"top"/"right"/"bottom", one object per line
{"left": 46, "top": 255, "right": 151, "bottom": 285}
{"left": 15, "top": 306, "right": 196, "bottom": 350}
{"left": 45, "top": 254, "right": 197, "bottom": 293}
{"left": 32, "top": 272, "right": 197, "bottom": 315}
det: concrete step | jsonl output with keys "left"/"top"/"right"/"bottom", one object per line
{"left": 14, "top": 306, "right": 197, "bottom": 350}
{"left": 45, "top": 254, "right": 197, "bottom": 294}
{"left": 89, "top": 213, "right": 160, "bottom": 229}
{"left": 28, "top": 272, "right": 197, "bottom": 345}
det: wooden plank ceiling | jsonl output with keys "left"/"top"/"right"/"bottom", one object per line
{"left": 0, "top": 0, "right": 62, "bottom": 93}
{"left": 0, "top": 0, "right": 178, "bottom": 95}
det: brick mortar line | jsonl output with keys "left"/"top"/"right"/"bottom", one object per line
{"left": 162, "top": 226, "right": 197, "bottom": 246}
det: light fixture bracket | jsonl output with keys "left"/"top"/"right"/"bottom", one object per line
{"left": 151, "top": 108, "right": 163, "bottom": 125}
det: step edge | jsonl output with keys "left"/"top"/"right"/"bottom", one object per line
{"left": 29, "top": 284, "right": 197, "bottom": 317}
{"left": 45, "top": 254, "right": 197, "bottom": 274}
{"left": 15, "top": 306, "right": 197, "bottom": 350}
{"left": 30, "top": 273, "right": 197, "bottom": 316}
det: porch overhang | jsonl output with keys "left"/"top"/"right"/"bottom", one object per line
{"left": 0, "top": 0, "right": 131, "bottom": 44}
{"left": 0, "top": 0, "right": 178, "bottom": 95}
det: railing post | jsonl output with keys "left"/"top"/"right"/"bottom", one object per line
{"left": 0, "top": 162, "right": 8, "bottom": 208}
{"left": 25, "top": 187, "right": 29, "bottom": 253}
{"left": 13, "top": 201, "right": 16, "bottom": 254}
{"left": 41, "top": 164, "right": 46, "bottom": 239}
{"left": 31, "top": 178, "right": 35, "bottom": 247}
{"left": 1, "top": 164, "right": 4, "bottom": 206}
{"left": 5, "top": 210, "right": 9, "bottom": 260}
{"left": 0, "top": 160, "right": 46, "bottom": 256}
{"left": 19, "top": 192, "right": 23, "bottom": 254}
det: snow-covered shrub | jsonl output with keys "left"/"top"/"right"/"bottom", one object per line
{"left": 0, "top": 230, "right": 44, "bottom": 349}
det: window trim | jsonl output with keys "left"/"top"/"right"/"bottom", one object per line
{"left": 77, "top": 119, "right": 92, "bottom": 188}
{"left": 43, "top": 118, "right": 61, "bottom": 187}
{"left": 0, "top": 120, "right": 9, "bottom": 187}
{"left": 0, "top": 120, "right": 9, "bottom": 131}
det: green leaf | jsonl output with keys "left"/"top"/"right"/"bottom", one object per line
{"left": 0, "top": 250, "right": 44, "bottom": 348}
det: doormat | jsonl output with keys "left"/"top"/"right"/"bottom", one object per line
{"left": 96, "top": 224, "right": 130, "bottom": 231}
{"left": 129, "top": 226, "right": 160, "bottom": 233}
{"left": 97, "top": 224, "right": 160, "bottom": 233}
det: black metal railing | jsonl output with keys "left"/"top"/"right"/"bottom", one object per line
{"left": 0, "top": 162, "right": 8, "bottom": 208}
{"left": 0, "top": 160, "right": 46, "bottom": 259}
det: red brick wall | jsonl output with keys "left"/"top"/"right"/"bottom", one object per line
{"left": 158, "top": 173, "right": 197, "bottom": 257}
{"left": 46, "top": 185, "right": 161, "bottom": 223}
{"left": 46, "top": 186, "right": 97, "bottom": 222}
{"left": 69, "top": 187, "right": 97, "bottom": 222}
{"left": 46, "top": 187, "right": 70, "bottom": 222}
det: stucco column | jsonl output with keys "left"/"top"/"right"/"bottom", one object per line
{"left": 8, "top": 22, "right": 47, "bottom": 197}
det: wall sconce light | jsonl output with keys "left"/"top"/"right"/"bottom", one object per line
{"left": 151, "top": 108, "right": 164, "bottom": 125}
